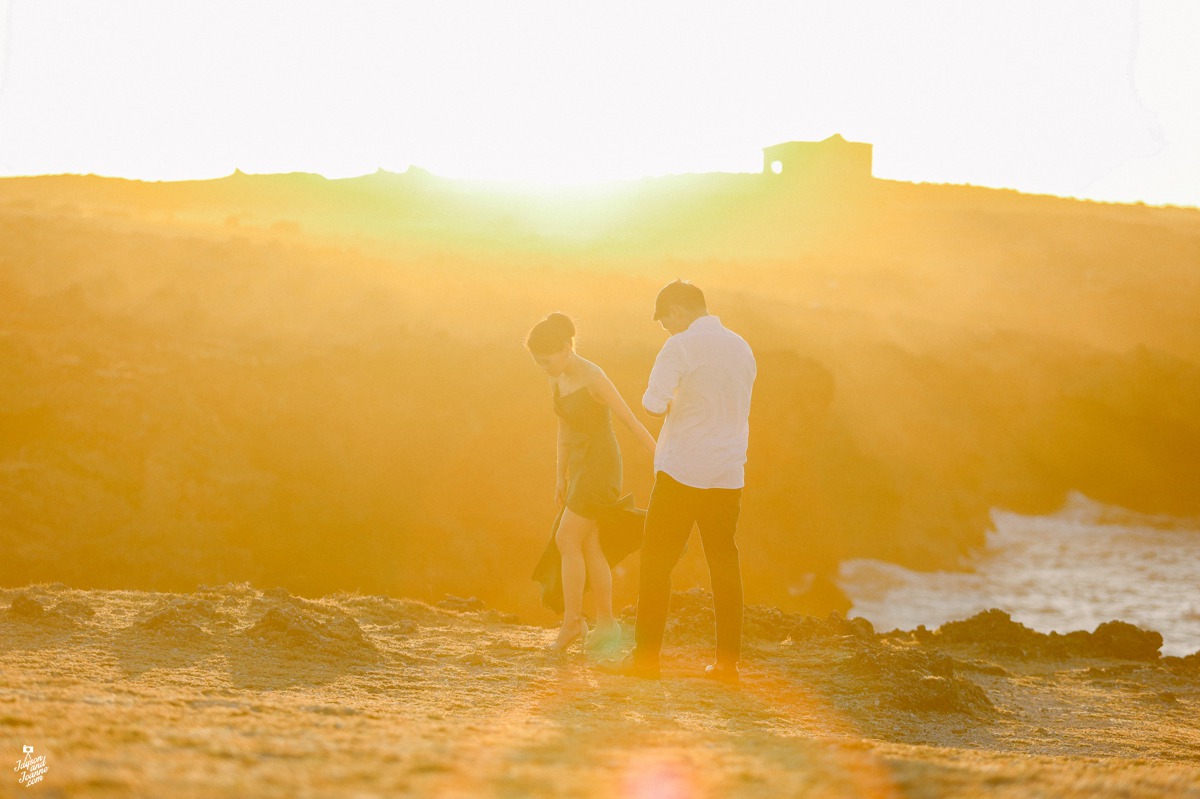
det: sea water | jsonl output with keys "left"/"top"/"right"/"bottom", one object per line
{"left": 838, "top": 493, "right": 1200, "bottom": 657}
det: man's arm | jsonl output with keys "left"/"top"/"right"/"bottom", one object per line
{"left": 643, "top": 339, "right": 684, "bottom": 418}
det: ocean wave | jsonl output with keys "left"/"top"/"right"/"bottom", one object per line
{"left": 840, "top": 493, "right": 1200, "bottom": 656}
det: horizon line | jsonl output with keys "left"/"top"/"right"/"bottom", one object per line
{"left": 1, "top": 167, "right": 1197, "bottom": 212}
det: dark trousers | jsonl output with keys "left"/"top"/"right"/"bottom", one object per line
{"left": 633, "top": 471, "right": 743, "bottom": 665}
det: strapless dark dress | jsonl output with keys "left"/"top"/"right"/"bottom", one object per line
{"left": 530, "top": 385, "right": 645, "bottom": 613}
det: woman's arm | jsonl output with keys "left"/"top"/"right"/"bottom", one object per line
{"left": 591, "top": 370, "right": 657, "bottom": 456}
{"left": 555, "top": 416, "right": 569, "bottom": 508}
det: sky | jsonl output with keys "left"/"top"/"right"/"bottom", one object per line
{"left": 0, "top": 1, "right": 1197, "bottom": 207}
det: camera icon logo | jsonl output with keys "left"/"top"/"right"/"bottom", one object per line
{"left": 22, "top": 746, "right": 33, "bottom": 755}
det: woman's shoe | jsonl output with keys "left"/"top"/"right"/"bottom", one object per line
{"left": 548, "top": 616, "right": 589, "bottom": 653}
{"left": 584, "top": 621, "right": 622, "bottom": 656}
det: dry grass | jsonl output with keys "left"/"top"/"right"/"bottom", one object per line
{"left": 3, "top": 583, "right": 1199, "bottom": 798}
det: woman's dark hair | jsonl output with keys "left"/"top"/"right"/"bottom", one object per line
{"left": 525, "top": 312, "right": 576, "bottom": 354}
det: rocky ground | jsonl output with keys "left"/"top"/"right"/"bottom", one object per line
{"left": 3, "top": 583, "right": 1200, "bottom": 798}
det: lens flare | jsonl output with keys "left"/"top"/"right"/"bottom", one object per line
{"left": 621, "top": 755, "right": 699, "bottom": 799}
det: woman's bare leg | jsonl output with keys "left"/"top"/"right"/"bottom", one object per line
{"left": 552, "top": 508, "right": 593, "bottom": 650}
{"left": 582, "top": 526, "right": 614, "bottom": 627}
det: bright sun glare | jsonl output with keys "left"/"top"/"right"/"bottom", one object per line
{"left": 0, "top": 1, "right": 1197, "bottom": 205}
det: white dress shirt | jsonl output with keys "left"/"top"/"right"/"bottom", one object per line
{"left": 643, "top": 315, "right": 756, "bottom": 489}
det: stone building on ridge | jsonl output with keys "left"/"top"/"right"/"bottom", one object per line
{"left": 762, "top": 134, "right": 873, "bottom": 183}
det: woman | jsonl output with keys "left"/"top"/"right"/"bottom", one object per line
{"left": 526, "top": 312, "right": 656, "bottom": 652}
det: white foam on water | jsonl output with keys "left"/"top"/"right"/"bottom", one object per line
{"left": 838, "top": 492, "right": 1200, "bottom": 656}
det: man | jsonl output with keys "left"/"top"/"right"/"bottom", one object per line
{"left": 607, "top": 279, "right": 756, "bottom": 683}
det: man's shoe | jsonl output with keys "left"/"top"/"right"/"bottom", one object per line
{"left": 597, "top": 655, "right": 661, "bottom": 680}
{"left": 702, "top": 662, "right": 739, "bottom": 685}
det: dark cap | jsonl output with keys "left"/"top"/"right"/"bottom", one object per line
{"left": 653, "top": 279, "right": 706, "bottom": 321}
